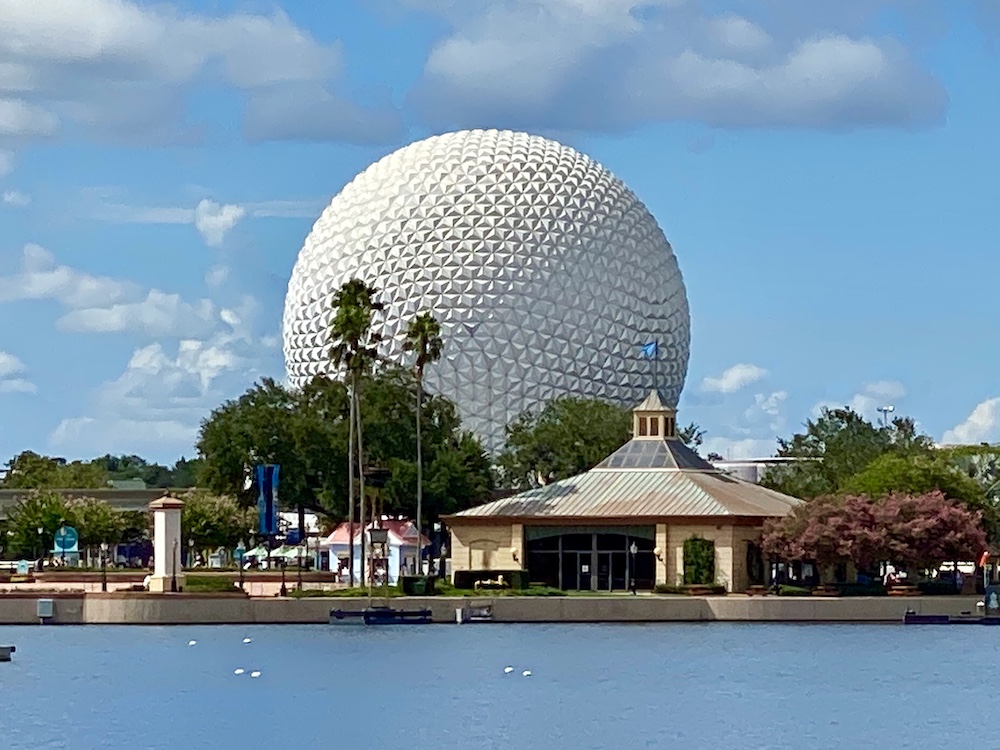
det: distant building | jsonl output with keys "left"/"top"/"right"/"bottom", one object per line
{"left": 446, "top": 391, "right": 802, "bottom": 593}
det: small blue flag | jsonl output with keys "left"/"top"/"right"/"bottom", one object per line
{"left": 641, "top": 341, "right": 658, "bottom": 359}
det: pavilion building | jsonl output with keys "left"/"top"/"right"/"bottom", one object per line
{"left": 446, "top": 391, "right": 802, "bottom": 592}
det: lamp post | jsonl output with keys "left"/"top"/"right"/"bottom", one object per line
{"left": 877, "top": 404, "right": 895, "bottom": 428}
{"left": 188, "top": 538, "right": 195, "bottom": 568}
{"left": 36, "top": 526, "right": 43, "bottom": 571}
{"left": 279, "top": 559, "right": 288, "bottom": 597}
{"left": 100, "top": 542, "right": 109, "bottom": 592}
{"left": 171, "top": 538, "right": 178, "bottom": 593}
{"left": 236, "top": 540, "right": 246, "bottom": 591}
{"left": 297, "top": 545, "right": 304, "bottom": 593}
{"left": 629, "top": 542, "right": 638, "bottom": 595}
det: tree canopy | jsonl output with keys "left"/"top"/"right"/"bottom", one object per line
{"left": 498, "top": 397, "right": 631, "bottom": 489}
{"left": 195, "top": 369, "right": 493, "bottom": 522}
{"left": 1, "top": 451, "right": 200, "bottom": 490}
{"left": 762, "top": 492, "right": 987, "bottom": 573}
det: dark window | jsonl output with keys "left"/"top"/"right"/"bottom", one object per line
{"left": 649, "top": 417, "right": 659, "bottom": 436}
{"left": 638, "top": 416, "right": 648, "bottom": 436}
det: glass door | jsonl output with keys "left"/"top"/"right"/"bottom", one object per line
{"left": 597, "top": 551, "right": 612, "bottom": 591}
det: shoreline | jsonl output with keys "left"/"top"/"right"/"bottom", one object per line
{"left": 0, "top": 592, "right": 981, "bottom": 625}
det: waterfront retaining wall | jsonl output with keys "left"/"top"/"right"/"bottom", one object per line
{"left": 0, "top": 593, "right": 983, "bottom": 625}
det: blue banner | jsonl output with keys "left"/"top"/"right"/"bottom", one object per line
{"left": 256, "top": 464, "right": 280, "bottom": 536}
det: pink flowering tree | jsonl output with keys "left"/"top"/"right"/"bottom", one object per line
{"left": 762, "top": 491, "right": 986, "bottom": 576}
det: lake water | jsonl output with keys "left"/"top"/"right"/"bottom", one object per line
{"left": 0, "top": 622, "right": 989, "bottom": 749}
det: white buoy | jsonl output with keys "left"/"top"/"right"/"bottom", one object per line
{"left": 234, "top": 669, "right": 245, "bottom": 675}
{"left": 250, "top": 671, "right": 262, "bottom": 678}
{"left": 188, "top": 640, "right": 197, "bottom": 646}
{"left": 243, "top": 637, "right": 252, "bottom": 644}
{"left": 522, "top": 670, "right": 532, "bottom": 677}
{"left": 503, "top": 666, "right": 514, "bottom": 674}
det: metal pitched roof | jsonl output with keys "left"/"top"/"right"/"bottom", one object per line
{"left": 453, "top": 466, "right": 801, "bottom": 520}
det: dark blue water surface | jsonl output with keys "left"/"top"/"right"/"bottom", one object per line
{"left": 0, "top": 622, "right": 987, "bottom": 749}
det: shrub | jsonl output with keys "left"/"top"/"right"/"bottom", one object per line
{"left": 184, "top": 575, "right": 241, "bottom": 593}
{"left": 682, "top": 537, "right": 715, "bottom": 585}
{"left": 778, "top": 585, "right": 812, "bottom": 596}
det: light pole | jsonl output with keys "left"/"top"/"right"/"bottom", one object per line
{"left": 36, "top": 526, "right": 43, "bottom": 572}
{"left": 188, "top": 538, "right": 195, "bottom": 568}
{"left": 877, "top": 404, "right": 895, "bottom": 428}
{"left": 100, "top": 542, "right": 108, "bottom": 592}
{"left": 279, "top": 559, "right": 288, "bottom": 597}
{"left": 236, "top": 540, "right": 246, "bottom": 591}
{"left": 629, "top": 542, "right": 638, "bottom": 595}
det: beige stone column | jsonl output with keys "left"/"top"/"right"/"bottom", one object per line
{"left": 149, "top": 495, "right": 186, "bottom": 593}
{"left": 655, "top": 524, "right": 668, "bottom": 585}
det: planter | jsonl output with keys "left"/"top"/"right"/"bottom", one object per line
{"left": 888, "top": 586, "right": 922, "bottom": 597}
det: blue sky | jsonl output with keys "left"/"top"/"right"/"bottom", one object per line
{"left": 1, "top": 0, "right": 999, "bottom": 464}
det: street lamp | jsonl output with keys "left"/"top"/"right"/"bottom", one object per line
{"left": 100, "top": 542, "right": 109, "bottom": 592}
{"left": 279, "top": 559, "right": 288, "bottom": 597}
{"left": 877, "top": 405, "right": 895, "bottom": 428}
{"left": 236, "top": 540, "right": 246, "bottom": 591}
{"left": 36, "top": 526, "right": 43, "bottom": 572}
{"left": 188, "top": 538, "right": 195, "bottom": 568}
{"left": 629, "top": 542, "right": 638, "bottom": 595}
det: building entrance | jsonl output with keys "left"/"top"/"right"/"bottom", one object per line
{"left": 526, "top": 526, "right": 655, "bottom": 591}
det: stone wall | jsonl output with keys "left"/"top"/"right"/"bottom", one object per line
{"left": 0, "top": 593, "right": 983, "bottom": 625}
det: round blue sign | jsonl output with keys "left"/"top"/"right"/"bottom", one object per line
{"left": 54, "top": 526, "right": 78, "bottom": 550}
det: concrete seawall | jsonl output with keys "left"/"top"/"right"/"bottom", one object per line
{"left": 0, "top": 593, "right": 983, "bottom": 625}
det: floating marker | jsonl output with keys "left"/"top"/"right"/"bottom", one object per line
{"left": 503, "top": 666, "right": 514, "bottom": 674}
{"left": 243, "top": 638, "right": 252, "bottom": 644}
{"left": 234, "top": 669, "right": 245, "bottom": 675}
{"left": 250, "top": 671, "right": 262, "bottom": 678}
{"left": 188, "top": 640, "right": 197, "bottom": 646}
{"left": 522, "top": 670, "right": 532, "bottom": 677}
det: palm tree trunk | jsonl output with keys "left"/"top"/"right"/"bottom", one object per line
{"left": 415, "top": 375, "right": 423, "bottom": 575}
{"left": 356, "top": 381, "right": 367, "bottom": 587}
{"left": 347, "top": 377, "right": 356, "bottom": 587}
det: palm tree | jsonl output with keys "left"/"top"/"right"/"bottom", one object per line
{"left": 403, "top": 312, "right": 444, "bottom": 575}
{"left": 328, "top": 278, "right": 384, "bottom": 586}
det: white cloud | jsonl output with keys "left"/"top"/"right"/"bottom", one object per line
{"left": 0, "top": 243, "right": 134, "bottom": 307}
{"left": 0, "top": 350, "right": 34, "bottom": 394}
{"left": 0, "top": 243, "right": 226, "bottom": 338}
{"left": 744, "top": 390, "right": 788, "bottom": 432}
{"left": 0, "top": 351, "right": 26, "bottom": 378}
{"left": 56, "top": 289, "right": 217, "bottom": 337}
{"left": 89, "top": 195, "right": 325, "bottom": 246}
{"left": 0, "top": 151, "right": 13, "bottom": 177}
{"left": 50, "top": 338, "right": 248, "bottom": 456}
{"left": 2, "top": 189, "right": 30, "bottom": 206}
{"left": 205, "top": 265, "right": 230, "bottom": 288}
{"left": 0, "top": 0, "right": 399, "bottom": 144}
{"left": 0, "top": 98, "right": 59, "bottom": 138}
{"left": 407, "top": 0, "right": 947, "bottom": 131}
{"left": 193, "top": 199, "right": 245, "bottom": 246}
{"left": 943, "top": 398, "right": 1000, "bottom": 445}
{"left": 701, "top": 363, "right": 768, "bottom": 394}
{"left": 812, "top": 380, "right": 907, "bottom": 421}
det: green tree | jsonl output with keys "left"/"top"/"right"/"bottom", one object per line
{"left": 762, "top": 408, "right": 933, "bottom": 499}
{"left": 842, "top": 452, "right": 995, "bottom": 536}
{"left": 327, "top": 278, "right": 384, "bottom": 585}
{"left": 2, "top": 451, "right": 108, "bottom": 489}
{"left": 403, "top": 311, "right": 444, "bottom": 566}
{"left": 180, "top": 490, "right": 254, "bottom": 555}
{"left": 677, "top": 422, "right": 706, "bottom": 452}
{"left": 499, "top": 397, "right": 631, "bottom": 489}
{"left": 64, "top": 496, "right": 125, "bottom": 560}
{"left": 196, "top": 378, "right": 312, "bottom": 508}
{"left": 4, "top": 490, "right": 68, "bottom": 559}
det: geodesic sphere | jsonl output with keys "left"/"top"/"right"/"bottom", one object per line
{"left": 283, "top": 129, "right": 690, "bottom": 451}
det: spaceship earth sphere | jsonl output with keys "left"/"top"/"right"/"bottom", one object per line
{"left": 283, "top": 129, "right": 690, "bottom": 451}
